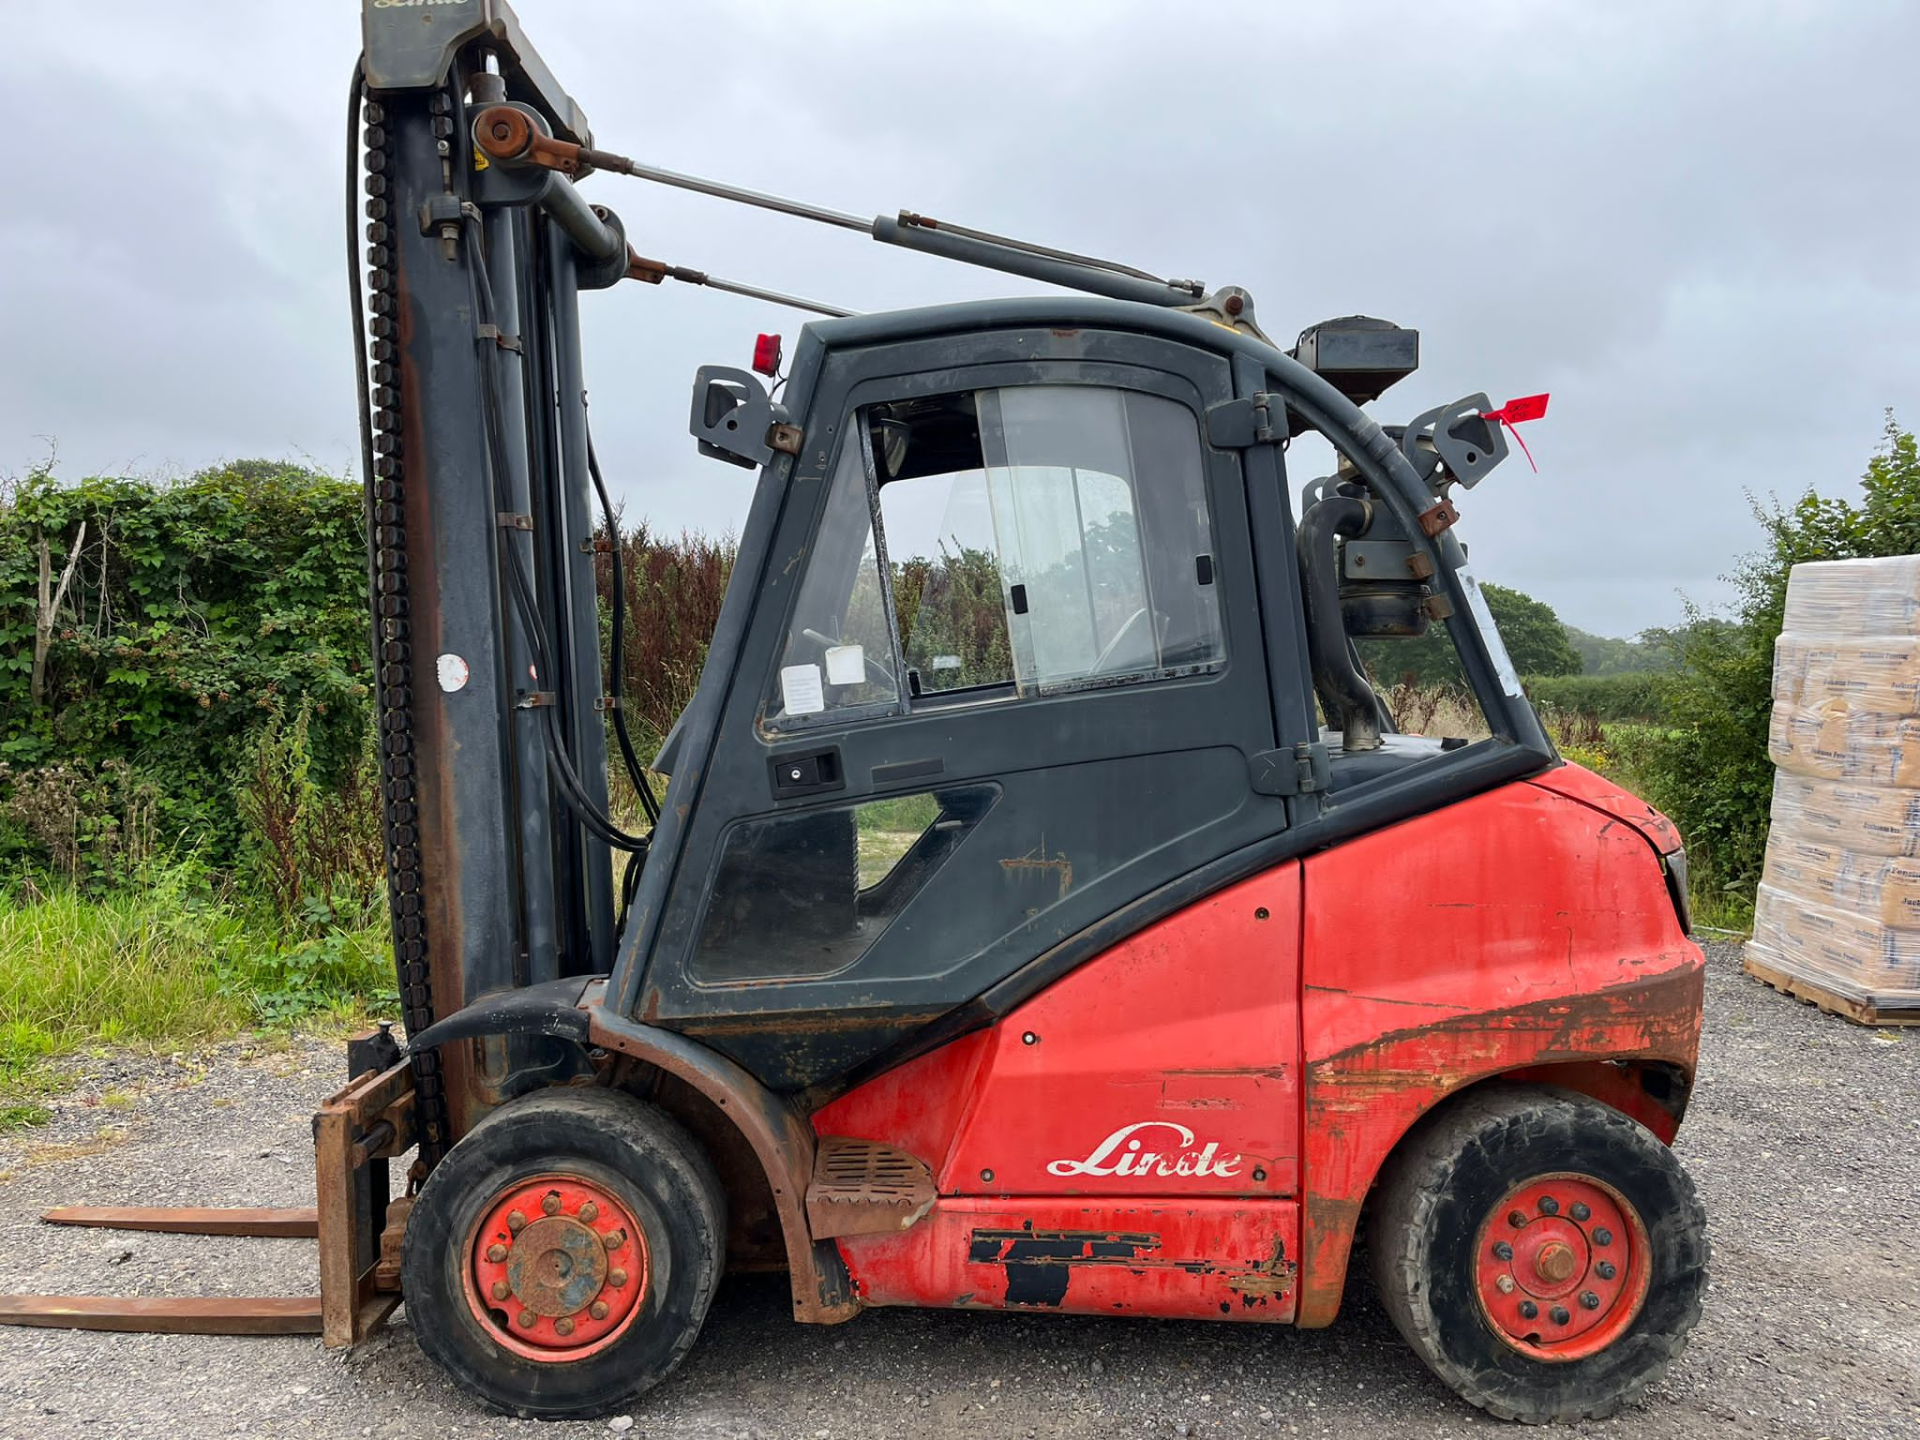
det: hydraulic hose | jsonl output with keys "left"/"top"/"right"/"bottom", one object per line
{"left": 463, "top": 223, "right": 647, "bottom": 853}
{"left": 1296, "top": 495, "right": 1384, "bottom": 752}
{"left": 587, "top": 435, "right": 659, "bottom": 824}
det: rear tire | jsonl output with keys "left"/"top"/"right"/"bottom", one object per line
{"left": 401, "top": 1086, "right": 725, "bottom": 1420}
{"left": 1370, "top": 1085, "right": 1707, "bottom": 1423}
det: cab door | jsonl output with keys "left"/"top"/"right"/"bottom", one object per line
{"left": 639, "top": 323, "right": 1302, "bottom": 1090}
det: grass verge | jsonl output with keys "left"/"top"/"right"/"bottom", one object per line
{"left": 0, "top": 868, "right": 392, "bottom": 1133}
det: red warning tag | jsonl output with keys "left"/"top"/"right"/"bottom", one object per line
{"left": 1481, "top": 393, "right": 1550, "bottom": 471}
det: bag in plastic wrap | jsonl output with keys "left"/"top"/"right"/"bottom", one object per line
{"left": 1778, "top": 555, "right": 1920, "bottom": 638}
{"left": 1768, "top": 699, "right": 1920, "bottom": 787}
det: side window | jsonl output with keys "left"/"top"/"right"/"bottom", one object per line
{"left": 764, "top": 432, "right": 901, "bottom": 727}
{"left": 767, "top": 382, "right": 1223, "bottom": 726}
{"left": 691, "top": 786, "right": 999, "bottom": 982}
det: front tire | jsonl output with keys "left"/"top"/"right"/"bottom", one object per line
{"left": 1370, "top": 1085, "right": 1707, "bottom": 1423}
{"left": 401, "top": 1086, "right": 725, "bottom": 1420}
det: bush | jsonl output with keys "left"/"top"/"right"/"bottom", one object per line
{"left": 605, "top": 520, "right": 734, "bottom": 746}
{"left": 237, "top": 701, "right": 384, "bottom": 928}
{"left": 1523, "top": 672, "right": 1669, "bottom": 723}
{"left": 1, "top": 461, "right": 373, "bottom": 877}
{"left": 1633, "top": 413, "right": 1920, "bottom": 899}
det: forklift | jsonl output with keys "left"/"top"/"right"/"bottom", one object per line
{"left": 0, "top": 1, "right": 1707, "bottom": 1423}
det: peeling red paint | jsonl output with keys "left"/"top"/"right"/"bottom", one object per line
{"left": 1294, "top": 780, "right": 1704, "bottom": 1327}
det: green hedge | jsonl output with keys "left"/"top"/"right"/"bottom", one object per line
{"left": 1, "top": 463, "right": 373, "bottom": 881}
{"left": 1522, "top": 672, "right": 1668, "bottom": 723}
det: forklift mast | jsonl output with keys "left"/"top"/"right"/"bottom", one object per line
{"left": 355, "top": 4, "right": 622, "bottom": 1158}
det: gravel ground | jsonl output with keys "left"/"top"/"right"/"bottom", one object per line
{"left": 1, "top": 942, "right": 1915, "bottom": 1439}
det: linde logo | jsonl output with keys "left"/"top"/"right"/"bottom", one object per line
{"left": 1046, "top": 1121, "right": 1243, "bottom": 1179}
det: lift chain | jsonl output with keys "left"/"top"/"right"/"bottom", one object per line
{"left": 362, "top": 86, "right": 449, "bottom": 1168}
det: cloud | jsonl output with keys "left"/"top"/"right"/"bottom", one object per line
{"left": 3, "top": 0, "right": 1914, "bottom": 636}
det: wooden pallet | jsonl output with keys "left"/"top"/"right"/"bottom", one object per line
{"left": 1743, "top": 952, "right": 1920, "bottom": 1028}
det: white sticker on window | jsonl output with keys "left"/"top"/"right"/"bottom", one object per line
{"left": 1455, "top": 566, "right": 1525, "bottom": 698}
{"left": 436, "top": 653, "right": 469, "bottom": 693}
{"left": 824, "top": 644, "right": 867, "bottom": 687}
{"left": 931, "top": 655, "right": 963, "bottom": 671}
{"left": 780, "top": 663, "right": 826, "bottom": 715}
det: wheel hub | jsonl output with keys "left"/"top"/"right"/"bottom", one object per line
{"left": 466, "top": 1175, "right": 648, "bottom": 1359}
{"left": 1474, "top": 1173, "right": 1650, "bottom": 1361}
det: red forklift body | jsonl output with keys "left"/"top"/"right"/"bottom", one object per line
{"left": 816, "top": 767, "right": 1699, "bottom": 1325}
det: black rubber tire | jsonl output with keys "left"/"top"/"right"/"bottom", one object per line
{"left": 401, "top": 1086, "right": 725, "bottom": 1420}
{"left": 1369, "top": 1085, "right": 1707, "bottom": 1424}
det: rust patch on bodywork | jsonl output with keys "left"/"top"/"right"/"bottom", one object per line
{"left": 1223, "top": 1236, "right": 1297, "bottom": 1304}
{"left": 1000, "top": 847, "right": 1073, "bottom": 902}
{"left": 968, "top": 1228, "right": 1159, "bottom": 1306}
{"left": 1295, "top": 962, "right": 1704, "bottom": 1328}
{"left": 964, "top": 1226, "right": 1296, "bottom": 1311}
{"left": 587, "top": 1007, "right": 859, "bottom": 1324}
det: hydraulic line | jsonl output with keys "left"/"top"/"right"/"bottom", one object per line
{"left": 463, "top": 222, "right": 646, "bottom": 854}
{"left": 587, "top": 434, "right": 658, "bottom": 825}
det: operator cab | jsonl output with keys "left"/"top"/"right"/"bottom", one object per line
{"left": 621, "top": 298, "right": 1553, "bottom": 1090}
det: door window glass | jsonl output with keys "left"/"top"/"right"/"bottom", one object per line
{"left": 769, "top": 382, "right": 1224, "bottom": 723}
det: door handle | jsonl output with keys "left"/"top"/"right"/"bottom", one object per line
{"left": 769, "top": 746, "right": 845, "bottom": 799}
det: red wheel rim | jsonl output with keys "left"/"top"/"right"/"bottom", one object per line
{"left": 461, "top": 1172, "right": 650, "bottom": 1362}
{"left": 1472, "top": 1172, "right": 1651, "bottom": 1362}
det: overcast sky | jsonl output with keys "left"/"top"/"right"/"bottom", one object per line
{"left": 5, "top": 1, "right": 1916, "bottom": 638}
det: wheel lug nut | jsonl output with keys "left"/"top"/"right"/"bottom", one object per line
{"left": 1570, "top": 1202, "right": 1591, "bottom": 1222}
{"left": 507, "top": 1210, "right": 527, "bottom": 1234}
{"left": 605, "top": 1229, "right": 626, "bottom": 1250}
{"left": 1495, "top": 1275, "right": 1515, "bottom": 1294}
{"left": 1537, "top": 1196, "right": 1559, "bottom": 1216}
{"left": 542, "top": 1192, "right": 562, "bottom": 1215}
{"left": 608, "top": 1268, "right": 628, "bottom": 1287}
{"left": 517, "top": 1309, "right": 536, "bottom": 1328}
{"left": 1507, "top": 1210, "right": 1527, "bottom": 1228}
{"left": 491, "top": 1280, "right": 511, "bottom": 1301}
{"left": 590, "top": 1300, "right": 609, "bottom": 1320}
{"left": 1518, "top": 1300, "right": 1538, "bottom": 1320}
{"left": 1597, "top": 1261, "right": 1617, "bottom": 1280}
{"left": 1550, "top": 1305, "right": 1570, "bottom": 1325}
{"left": 1580, "top": 1290, "right": 1600, "bottom": 1310}
{"left": 579, "top": 1201, "right": 599, "bottom": 1223}
{"left": 555, "top": 1316, "right": 575, "bottom": 1336}
{"left": 486, "top": 1243, "right": 508, "bottom": 1263}
{"left": 1492, "top": 1241, "right": 1513, "bottom": 1261}
{"left": 1593, "top": 1227, "right": 1613, "bottom": 1246}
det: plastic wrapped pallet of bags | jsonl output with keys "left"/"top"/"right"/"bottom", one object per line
{"left": 1747, "top": 556, "right": 1920, "bottom": 1023}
